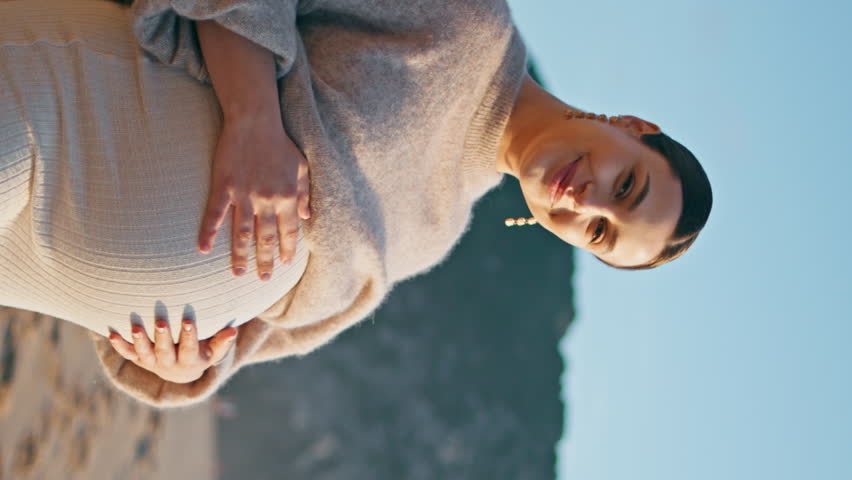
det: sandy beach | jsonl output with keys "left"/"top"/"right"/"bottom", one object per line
{"left": 0, "top": 307, "right": 216, "bottom": 480}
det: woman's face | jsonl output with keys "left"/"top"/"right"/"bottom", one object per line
{"left": 516, "top": 116, "right": 683, "bottom": 267}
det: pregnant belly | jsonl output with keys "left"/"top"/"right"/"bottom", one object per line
{"left": 0, "top": 208, "right": 308, "bottom": 343}
{"left": 0, "top": 1, "right": 308, "bottom": 342}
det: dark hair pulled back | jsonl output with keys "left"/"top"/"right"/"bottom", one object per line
{"left": 599, "top": 131, "right": 712, "bottom": 270}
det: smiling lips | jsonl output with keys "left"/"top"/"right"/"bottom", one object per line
{"left": 549, "top": 158, "right": 581, "bottom": 209}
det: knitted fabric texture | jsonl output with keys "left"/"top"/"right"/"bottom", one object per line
{"left": 22, "top": 0, "right": 527, "bottom": 407}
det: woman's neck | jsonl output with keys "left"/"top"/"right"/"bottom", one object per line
{"left": 496, "top": 74, "right": 571, "bottom": 178}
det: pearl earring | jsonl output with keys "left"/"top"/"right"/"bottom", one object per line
{"left": 504, "top": 217, "right": 538, "bottom": 227}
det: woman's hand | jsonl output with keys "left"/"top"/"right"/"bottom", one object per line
{"left": 198, "top": 113, "right": 311, "bottom": 281}
{"left": 108, "top": 316, "right": 238, "bottom": 384}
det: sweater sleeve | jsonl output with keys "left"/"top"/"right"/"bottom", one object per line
{"left": 129, "top": 0, "right": 301, "bottom": 84}
{"left": 89, "top": 275, "right": 386, "bottom": 408}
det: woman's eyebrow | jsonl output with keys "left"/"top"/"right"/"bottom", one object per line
{"left": 628, "top": 173, "right": 651, "bottom": 212}
{"left": 600, "top": 227, "right": 619, "bottom": 256}
{"left": 600, "top": 174, "right": 649, "bottom": 256}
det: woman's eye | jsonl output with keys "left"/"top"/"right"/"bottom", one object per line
{"left": 591, "top": 218, "right": 606, "bottom": 244}
{"left": 616, "top": 172, "right": 635, "bottom": 198}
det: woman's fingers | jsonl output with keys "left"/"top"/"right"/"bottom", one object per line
{"left": 297, "top": 194, "right": 311, "bottom": 221}
{"left": 177, "top": 317, "right": 200, "bottom": 365}
{"left": 255, "top": 209, "right": 278, "bottom": 281}
{"left": 108, "top": 332, "right": 139, "bottom": 362}
{"left": 231, "top": 201, "right": 254, "bottom": 276}
{"left": 198, "top": 185, "right": 231, "bottom": 254}
{"left": 153, "top": 318, "right": 176, "bottom": 367}
{"left": 107, "top": 316, "right": 228, "bottom": 384}
{"left": 297, "top": 155, "right": 311, "bottom": 221}
{"left": 207, "top": 327, "right": 238, "bottom": 365}
{"left": 131, "top": 324, "right": 156, "bottom": 365}
{"left": 277, "top": 163, "right": 302, "bottom": 265}
{"left": 277, "top": 208, "right": 299, "bottom": 265}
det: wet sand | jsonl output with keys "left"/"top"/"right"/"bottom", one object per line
{"left": 0, "top": 307, "right": 216, "bottom": 480}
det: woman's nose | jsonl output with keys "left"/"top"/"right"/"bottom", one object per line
{"left": 569, "top": 181, "right": 609, "bottom": 216}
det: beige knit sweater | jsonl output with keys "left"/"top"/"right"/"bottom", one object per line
{"left": 89, "top": 0, "right": 527, "bottom": 408}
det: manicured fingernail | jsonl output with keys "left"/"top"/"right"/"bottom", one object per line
{"left": 183, "top": 321, "right": 193, "bottom": 332}
{"left": 235, "top": 267, "right": 245, "bottom": 276}
{"left": 155, "top": 320, "right": 167, "bottom": 332}
{"left": 261, "top": 273, "right": 270, "bottom": 281}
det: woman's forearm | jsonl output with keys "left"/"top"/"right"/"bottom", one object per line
{"left": 197, "top": 20, "right": 282, "bottom": 124}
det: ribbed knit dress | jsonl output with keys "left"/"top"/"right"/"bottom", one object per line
{"left": 0, "top": 0, "right": 528, "bottom": 407}
{"left": 0, "top": 0, "right": 309, "bottom": 345}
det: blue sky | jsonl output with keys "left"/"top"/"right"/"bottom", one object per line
{"left": 505, "top": 1, "right": 852, "bottom": 479}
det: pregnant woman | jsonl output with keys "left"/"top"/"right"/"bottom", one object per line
{"left": 0, "top": 0, "right": 712, "bottom": 407}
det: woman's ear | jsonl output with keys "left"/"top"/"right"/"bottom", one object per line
{"left": 617, "top": 115, "right": 661, "bottom": 136}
